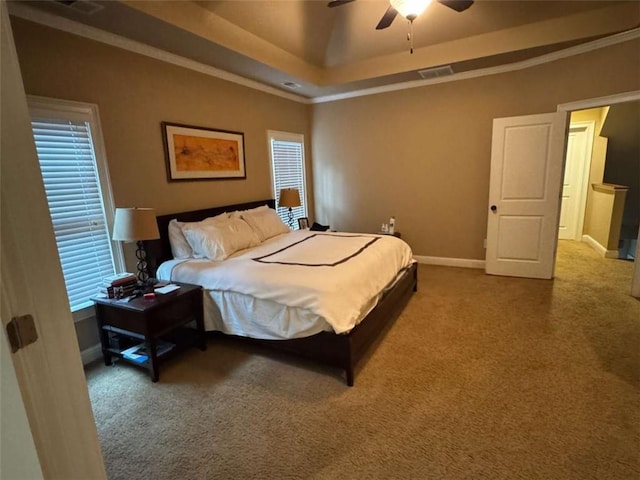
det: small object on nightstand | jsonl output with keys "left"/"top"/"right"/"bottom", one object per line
{"left": 310, "top": 222, "right": 330, "bottom": 231}
{"left": 155, "top": 284, "right": 180, "bottom": 294}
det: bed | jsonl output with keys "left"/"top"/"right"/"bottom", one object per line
{"left": 144, "top": 199, "right": 418, "bottom": 385}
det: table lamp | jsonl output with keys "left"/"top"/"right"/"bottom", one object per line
{"left": 278, "top": 188, "right": 301, "bottom": 228}
{"left": 112, "top": 207, "right": 160, "bottom": 284}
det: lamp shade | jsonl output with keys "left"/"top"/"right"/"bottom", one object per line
{"left": 278, "top": 188, "right": 301, "bottom": 208}
{"left": 390, "top": 0, "right": 432, "bottom": 19}
{"left": 112, "top": 208, "right": 160, "bottom": 242}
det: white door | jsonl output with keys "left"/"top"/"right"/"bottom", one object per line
{"left": 558, "top": 123, "right": 593, "bottom": 240}
{"left": 0, "top": 313, "right": 43, "bottom": 480}
{"left": 1, "top": 3, "right": 107, "bottom": 478}
{"left": 486, "top": 112, "right": 568, "bottom": 279}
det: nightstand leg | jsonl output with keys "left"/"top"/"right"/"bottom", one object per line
{"left": 146, "top": 337, "right": 159, "bottom": 382}
{"left": 195, "top": 303, "right": 206, "bottom": 351}
{"left": 99, "top": 327, "right": 112, "bottom": 366}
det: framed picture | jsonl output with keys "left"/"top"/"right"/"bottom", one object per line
{"left": 298, "top": 217, "right": 309, "bottom": 230}
{"left": 162, "top": 122, "right": 246, "bottom": 181}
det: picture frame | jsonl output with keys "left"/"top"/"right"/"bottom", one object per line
{"left": 298, "top": 217, "right": 309, "bottom": 230}
{"left": 162, "top": 122, "right": 246, "bottom": 181}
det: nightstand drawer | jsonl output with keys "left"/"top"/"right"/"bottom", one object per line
{"left": 149, "top": 294, "right": 200, "bottom": 335}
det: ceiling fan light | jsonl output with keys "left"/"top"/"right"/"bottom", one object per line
{"left": 390, "top": 0, "right": 432, "bottom": 20}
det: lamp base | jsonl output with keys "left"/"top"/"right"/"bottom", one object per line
{"left": 135, "top": 240, "right": 151, "bottom": 283}
{"left": 287, "top": 208, "right": 294, "bottom": 229}
{"left": 133, "top": 277, "right": 157, "bottom": 296}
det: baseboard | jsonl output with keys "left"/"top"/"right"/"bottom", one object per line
{"left": 581, "top": 235, "right": 618, "bottom": 258}
{"left": 81, "top": 343, "right": 102, "bottom": 366}
{"left": 414, "top": 255, "right": 485, "bottom": 269}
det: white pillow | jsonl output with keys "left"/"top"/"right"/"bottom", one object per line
{"left": 168, "top": 213, "right": 228, "bottom": 259}
{"left": 229, "top": 204, "right": 270, "bottom": 219}
{"left": 168, "top": 219, "right": 193, "bottom": 259}
{"left": 242, "top": 208, "right": 290, "bottom": 242}
{"left": 181, "top": 217, "right": 260, "bottom": 261}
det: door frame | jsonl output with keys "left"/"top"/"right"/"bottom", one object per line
{"left": 563, "top": 120, "right": 595, "bottom": 241}
{"left": 557, "top": 90, "right": 640, "bottom": 297}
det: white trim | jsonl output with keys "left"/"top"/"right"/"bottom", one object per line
{"left": 9, "top": 3, "right": 310, "bottom": 105}
{"left": 27, "top": 95, "right": 126, "bottom": 314}
{"left": 558, "top": 90, "right": 640, "bottom": 112}
{"left": 413, "top": 255, "right": 485, "bottom": 269}
{"left": 72, "top": 305, "right": 96, "bottom": 324}
{"left": 567, "top": 121, "right": 595, "bottom": 241}
{"left": 267, "top": 130, "right": 308, "bottom": 219}
{"left": 26, "top": 95, "right": 126, "bottom": 274}
{"left": 80, "top": 343, "right": 103, "bottom": 366}
{"left": 581, "top": 234, "right": 619, "bottom": 258}
{"left": 8, "top": 2, "right": 640, "bottom": 105}
{"left": 557, "top": 91, "right": 640, "bottom": 292}
{"left": 312, "top": 29, "right": 640, "bottom": 104}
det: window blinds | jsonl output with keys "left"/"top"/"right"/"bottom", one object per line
{"left": 270, "top": 135, "right": 306, "bottom": 226}
{"left": 32, "top": 117, "right": 116, "bottom": 311}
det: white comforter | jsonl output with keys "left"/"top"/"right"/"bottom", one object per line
{"left": 158, "top": 230, "right": 414, "bottom": 334}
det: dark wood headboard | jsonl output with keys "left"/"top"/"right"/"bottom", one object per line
{"left": 144, "top": 198, "right": 276, "bottom": 276}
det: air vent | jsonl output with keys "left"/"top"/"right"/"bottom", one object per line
{"left": 282, "top": 81, "right": 302, "bottom": 89}
{"left": 417, "top": 65, "right": 454, "bottom": 80}
{"left": 55, "top": 0, "right": 104, "bottom": 15}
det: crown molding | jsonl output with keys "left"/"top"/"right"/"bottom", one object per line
{"left": 8, "top": 2, "right": 312, "bottom": 105}
{"left": 311, "top": 28, "right": 640, "bottom": 104}
{"left": 9, "top": 2, "right": 639, "bottom": 106}
{"left": 557, "top": 90, "right": 640, "bottom": 111}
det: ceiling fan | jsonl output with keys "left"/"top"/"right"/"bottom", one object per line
{"left": 328, "top": 0, "right": 474, "bottom": 30}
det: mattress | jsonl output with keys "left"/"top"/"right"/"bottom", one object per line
{"left": 157, "top": 230, "right": 414, "bottom": 340}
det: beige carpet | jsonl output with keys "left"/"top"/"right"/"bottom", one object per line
{"left": 85, "top": 240, "right": 639, "bottom": 479}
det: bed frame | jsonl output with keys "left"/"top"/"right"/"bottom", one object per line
{"left": 144, "top": 199, "right": 418, "bottom": 386}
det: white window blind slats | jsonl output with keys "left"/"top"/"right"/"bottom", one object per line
{"left": 31, "top": 115, "right": 116, "bottom": 312}
{"left": 57, "top": 238, "right": 112, "bottom": 257}
{"left": 270, "top": 135, "right": 307, "bottom": 227}
{"left": 51, "top": 207, "right": 104, "bottom": 220}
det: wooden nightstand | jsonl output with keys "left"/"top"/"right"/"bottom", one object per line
{"left": 92, "top": 283, "right": 206, "bottom": 382}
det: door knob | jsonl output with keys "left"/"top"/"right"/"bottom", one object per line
{"left": 490, "top": 205, "right": 497, "bottom": 212}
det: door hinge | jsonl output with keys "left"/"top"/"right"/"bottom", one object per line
{"left": 6, "top": 314, "right": 38, "bottom": 353}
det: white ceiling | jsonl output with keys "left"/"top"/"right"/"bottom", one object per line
{"left": 9, "top": 0, "right": 640, "bottom": 99}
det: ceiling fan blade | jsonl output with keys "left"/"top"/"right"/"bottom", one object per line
{"left": 376, "top": 5, "right": 398, "bottom": 30}
{"left": 437, "top": 0, "right": 473, "bottom": 13}
{"left": 327, "top": 0, "right": 355, "bottom": 7}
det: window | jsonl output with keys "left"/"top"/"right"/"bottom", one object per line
{"left": 268, "top": 131, "right": 307, "bottom": 226}
{"left": 28, "top": 97, "right": 123, "bottom": 319}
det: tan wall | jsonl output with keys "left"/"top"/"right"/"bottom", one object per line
{"left": 571, "top": 107, "right": 608, "bottom": 134}
{"left": 583, "top": 136, "right": 610, "bottom": 235}
{"left": 586, "top": 187, "right": 616, "bottom": 249}
{"left": 570, "top": 106, "right": 608, "bottom": 188}
{"left": 312, "top": 40, "right": 640, "bottom": 259}
{"left": 11, "top": 18, "right": 313, "bottom": 350}
{"left": 586, "top": 185, "right": 629, "bottom": 251}
{"left": 11, "top": 19, "right": 312, "bottom": 217}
